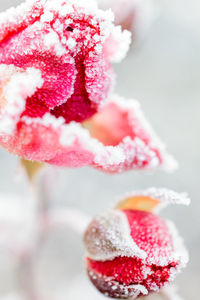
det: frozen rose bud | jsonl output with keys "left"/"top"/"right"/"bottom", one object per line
{"left": 0, "top": 0, "right": 131, "bottom": 123}
{"left": 0, "top": 91, "right": 177, "bottom": 171}
{"left": 84, "top": 188, "right": 190, "bottom": 299}
{"left": 97, "top": 0, "right": 156, "bottom": 42}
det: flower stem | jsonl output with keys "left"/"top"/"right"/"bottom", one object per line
{"left": 17, "top": 160, "right": 90, "bottom": 299}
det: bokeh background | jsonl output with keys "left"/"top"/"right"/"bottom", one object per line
{"left": 0, "top": 0, "right": 199, "bottom": 299}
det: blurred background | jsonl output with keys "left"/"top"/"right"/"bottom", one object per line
{"left": 0, "top": 0, "right": 199, "bottom": 299}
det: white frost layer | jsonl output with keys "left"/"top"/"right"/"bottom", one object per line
{"left": 46, "top": 0, "right": 130, "bottom": 62}
{"left": 23, "top": 112, "right": 127, "bottom": 167}
{"left": 44, "top": 29, "right": 66, "bottom": 56}
{"left": 84, "top": 209, "right": 147, "bottom": 261}
{"left": 107, "top": 26, "right": 132, "bottom": 63}
{"left": 0, "top": 0, "right": 46, "bottom": 42}
{"left": 67, "top": 274, "right": 183, "bottom": 300}
{"left": 21, "top": 94, "right": 177, "bottom": 172}
{"left": 0, "top": 65, "right": 43, "bottom": 135}
{"left": 112, "top": 95, "right": 178, "bottom": 172}
{"left": 42, "top": 0, "right": 115, "bottom": 46}
{"left": 167, "top": 220, "right": 189, "bottom": 281}
{"left": 117, "top": 188, "right": 191, "bottom": 212}
{"left": 0, "top": 0, "right": 130, "bottom": 64}
{"left": 89, "top": 269, "right": 148, "bottom": 298}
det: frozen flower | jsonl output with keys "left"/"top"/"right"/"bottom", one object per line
{"left": 84, "top": 188, "right": 189, "bottom": 298}
{"left": 0, "top": 0, "right": 176, "bottom": 172}
{"left": 97, "top": 0, "right": 156, "bottom": 42}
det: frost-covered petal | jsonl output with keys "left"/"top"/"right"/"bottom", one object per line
{"left": 0, "top": 64, "right": 43, "bottom": 135}
{"left": 85, "top": 51, "right": 114, "bottom": 104}
{"left": 103, "top": 26, "right": 131, "bottom": 63}
{"left": 84, "top": 210, "right": 147, "bottom": 262}
{"left": 116, "top": 188, "right": 190, "bottom": 213}
{"left": 0, "top": 0, "right": 45, "bottom": 44}
{"left": 0, "top": 95, "right": 177, "bottom": 172}
{"left": 82, "top": 95, "right": 177, "bottom": 173}
{"left": 0, "top": 21, "right": 77, "bottom": 110}
{"left": 0, "top": 113, "right": 95, "bottom": 165}
{"left": 85, "top": 208, "right": 186, "bottom": 266}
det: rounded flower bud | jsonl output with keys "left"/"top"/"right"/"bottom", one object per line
{"left": 0, "top": 0, "right": 131, "bottom": 123}
{"left": 84, "top": 188, "right": 189, "bottom": 299}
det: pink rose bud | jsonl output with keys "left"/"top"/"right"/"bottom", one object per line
{"left": 0, "top": 0, "right": 130, "bottom": 122}
{"left": 0, "top": 1, "right": 176, "bottom": 172}
{"left": 84, "top": 188, "right": 190, "bottom": 298}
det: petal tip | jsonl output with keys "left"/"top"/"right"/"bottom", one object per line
{"left": 116, "top": 188, "right": 191, "bottom": 213}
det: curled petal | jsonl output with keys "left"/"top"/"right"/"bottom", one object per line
{"left": 116, "top": 188, "right": 190, "bottom": 212}
{"left": 0, "top": 95, "right": 177, "bottom": 172}
{"left": 103, "top": 26, "right": 132, "bottom": 63}
{"left": 0, "top": 21, "right": 76, "bottom": 110}
{"left": 82, "top": 95, "right": 177, "bottom": 173}
{"left": 0, "top": 65, "right": 43, "bottom": 134}
{"left": 85, "top": 52, "right": 114, "bottom": 105}
{"left": 85, "top": 208, "right": 188, "bottom": 266}
{"left": 84, "top": 210, "right": 147, "bottom": 262}
{"left": 0, "top": 0, "right": 45, "bottom": 44}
